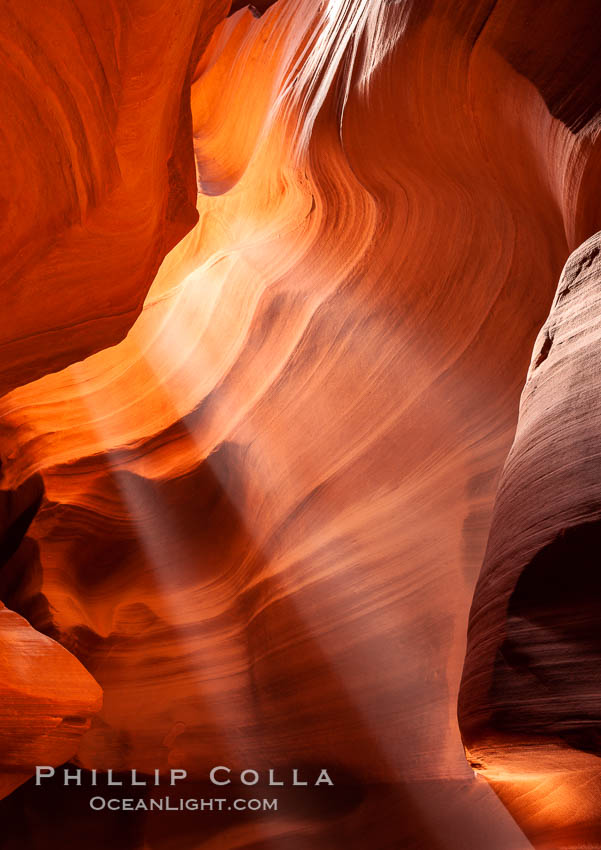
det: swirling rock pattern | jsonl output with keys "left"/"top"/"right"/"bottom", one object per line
{"left": 1, "top": 0, "right": 601, "bottom": 848}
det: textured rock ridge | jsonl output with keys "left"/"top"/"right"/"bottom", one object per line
{"left": 460, "top": 232, "right": 601, "bottom": 847}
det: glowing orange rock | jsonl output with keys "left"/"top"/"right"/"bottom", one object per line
{"left": 0, "top": 0, "right": 229, "bottom": 394}
{"left": 0, "top": 601, "right": 102, "bottom": 798}
{"left": 0, "top": 3, "right": 586, "bottom": 846}
{"left": 2, "top": 0, "right": 601, "bottom": 847}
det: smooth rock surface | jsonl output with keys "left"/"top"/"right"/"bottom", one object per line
{"left": 0, "top": 0, "right": 229, "bottom": 394}
{"left": 0, "top": 601, "right": 102, "bottom": 799}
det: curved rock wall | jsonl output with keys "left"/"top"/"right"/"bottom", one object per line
{"left": 460, "top": 234, "right": 601, "bottom": 847}
{"left": 0, "top": 0, "right": 228, "bottom": 393}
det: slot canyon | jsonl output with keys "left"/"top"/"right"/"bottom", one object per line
{"left": 1, "top": 0, "right": 601, "bottom": 848}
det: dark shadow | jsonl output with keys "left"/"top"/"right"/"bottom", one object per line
{"left": 490, "top": 517, "right": 601, "bottom": 754}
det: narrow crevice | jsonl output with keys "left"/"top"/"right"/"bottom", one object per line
{"left": 533, "top": 330, "right": 553, "bottom": 369}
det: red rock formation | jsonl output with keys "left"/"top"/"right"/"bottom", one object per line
{"left": 0, "top": 0, "right": 229, "bottom": 395}
{"left": 0, "top": 0, "right": 231, "bottom": 801}
{"left": 0, "top": 600, "right": 101, "bottom": 800}
{"left": 2, "top": 0, "right": 601, "bottom": 847}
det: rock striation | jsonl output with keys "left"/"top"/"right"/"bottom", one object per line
{"left": 460, "top": 232, "right": 601, "bottom": 848}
